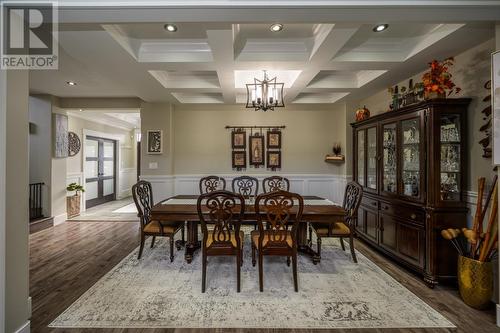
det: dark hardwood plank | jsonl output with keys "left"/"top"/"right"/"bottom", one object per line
{"left": 30, "top": 221, "right": 498, "bottom": 333}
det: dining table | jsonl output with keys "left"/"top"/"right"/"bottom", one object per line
{"left": 150, "top": 194, "right": 346, "bottom": 264}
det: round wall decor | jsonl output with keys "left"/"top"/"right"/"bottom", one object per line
{"left": 68, "top": 131, "right": 81, "bottom": 156}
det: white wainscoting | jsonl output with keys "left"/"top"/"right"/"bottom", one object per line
{"left": 119, "top": 168, "right": 137, "bottom": 199}
{"left": 140, "top": 174, "right": 349, "bottom": 205}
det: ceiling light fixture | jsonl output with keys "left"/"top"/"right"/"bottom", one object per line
{"left": 66, "top": 81, "right": 77, "bottom": 86}
{"left": 373, "top": 24, "right": 389, "bottom": 32}
{"left": 164, "top": 23, "right": 178, "bottom": 32}
{"left": 270, "top": 23, "right": 284, "bottom": 32}
{"left": 246, "top": 70, "right": 285, "bottom": 112}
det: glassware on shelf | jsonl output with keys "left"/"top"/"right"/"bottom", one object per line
{"left": 367, "top": 127, "right": 377, "bottom": 190}
{"left": 357, "top": 130, "right": 365, "bottom": 186}
{"left": 383, "top": 123, "right": 397, "bottom": 193}
{"left": 440, "top": 114, "right": 461, "bottom": 201}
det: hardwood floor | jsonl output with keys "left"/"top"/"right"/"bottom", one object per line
{"left": 30, "top": 221, "right": 499, "bottom": 333}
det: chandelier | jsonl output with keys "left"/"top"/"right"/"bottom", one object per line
{"left": 245, "top": 71, "right": 285, "bottom": 111}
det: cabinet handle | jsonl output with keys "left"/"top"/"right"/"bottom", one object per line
{"left": 372, "top": 202, "right": 377, "bottom": 206}
{"left": 383, "top": 205, "right": 389, "bottom": 210}
{"left": 410, "top": 213, "right": 416, "bottom": 220}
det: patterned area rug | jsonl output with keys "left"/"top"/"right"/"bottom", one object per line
{"left": 50, "top": 233, "right": 454, "bottom": 329}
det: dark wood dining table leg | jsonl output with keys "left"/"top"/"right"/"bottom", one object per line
{"left": 297, "top": 222, "right": 320, "bottom": 264}
{"left": 185, "top": 221, "right": 201, "bottom": 263}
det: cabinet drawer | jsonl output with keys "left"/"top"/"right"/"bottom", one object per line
{"left": 361, "top": 197, "right": 379, "bottom": 210}
{"left": 379, "top": 202, "right": 424, "bottom": 224}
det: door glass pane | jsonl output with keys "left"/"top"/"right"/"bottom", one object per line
{"left": 103, "top": 141, "right": 114, "bottom": 158}
{"left": 383, "top": 123, "right": 397, "bottom": 193}
{"left": 367, "top": 127, "right": 377, "bottom": 190}
{"left": 85, "top": 139, "right": 98, "bottom": 158}
{"left": 440, "top": 114, "right": 461, "bottom": 201}
{"left": 85, "top": 160, "right": 98, "bottom": 178}
{"left": 86, "top": 181, "right": 98, "bottom": 200}
{"left": 103, "top": 179, "right": 114, "bottom": 196}
{"left": 357, "top": 130, "right": 365, "bottom": 186}
{"left": 402, "top": 118, "right": 420, "bottom": 197}
{"left": 103, "top": 161, "right": 114, "bottom": 176}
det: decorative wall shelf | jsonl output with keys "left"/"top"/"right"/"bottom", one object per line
{"left": 325, "top": 155, "right": 345, "bottom": 163}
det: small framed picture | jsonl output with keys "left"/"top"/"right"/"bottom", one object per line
{"left": 147, "top": 130, "right": 163, "bottom": 154}
{"left": 232, "top": 130, "right": 246, "bottom": 149}
{"left": 249, "top": 134, "right": 265, "bottom": 166}
{"left": 267, "top": 130, "right": 281, "bottom": 149}
{"left": 267, "top": 151, "right": 281, "bottom": 169}
{"left": 232, "top": 151, "right": 246, "bottom": 169}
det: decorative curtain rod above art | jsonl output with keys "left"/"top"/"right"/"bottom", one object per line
{"left": 225, "top": 125, "right": 286, "bottom": 130}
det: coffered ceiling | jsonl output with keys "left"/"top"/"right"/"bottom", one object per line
{"left": 29, "top": 3, "right": 498, "bottom": 107}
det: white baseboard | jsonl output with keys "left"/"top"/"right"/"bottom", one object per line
{"left": 140, "top": 174, "right": 349, "bottom": 205}
{"left": 14, "top": 321, "right": 30, "bottom": 333}
{"left": 53, "top": 213, "right": 67, "bottom": 226}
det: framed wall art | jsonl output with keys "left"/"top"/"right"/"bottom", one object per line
{"left": 147, "top": 130, "right": 163, "bottom": 154}
{"left": 232, "top": 151, "right": 247, "bottom": 169}
{"left": 231, "top": 130, "right": 246, "bottom": 149}
{"left": 267, "top": 150, "right": 281, "bottom": 169}
{"left": 249, "top": 134, "right": 265, "bottom": 167}
{"left": 267, "top": 130, "right": 281, "bottom": 149}
{"left": 54, "top": 113, "right": 69, "bottom": 158}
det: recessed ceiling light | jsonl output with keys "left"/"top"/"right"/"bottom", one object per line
{"left": 270, "top": 23, "right": 284, "bottom": 32}
{"left": 66, "top": 81, "right": 77, "bottom": 86}
{"left": 79, "top": 109, "right": 83, "bottom": 112}
{"left": 373, "top": 24, "right": 389, "bottom": 32}
{"left": 164, "top": 24, "right": 178, "bottom": 32}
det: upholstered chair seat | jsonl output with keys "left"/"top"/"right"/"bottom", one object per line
{"left": 312, "top": 222, "right": 350, "bottom": 236}
{"left": 143, "top": 221, "right": 184, "bottom": 235}
{"left": 206, "top": 230, "right": 244, "bottom": 248}
{"left": 251, "top": 230, "right": 293, "bottom": 248}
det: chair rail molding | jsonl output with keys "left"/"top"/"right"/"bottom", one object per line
{"left": 140, "top": 174, "right": 349, "bottom": 204}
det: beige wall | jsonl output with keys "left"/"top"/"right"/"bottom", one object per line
{"left": 358, "top": 38, "right": 497, "bottom": 192}
{"left": 170, "top": 105, "right": 346, "bottom": 175}
{"left": 5, "top": 70, "right": 30, "bottom": 332}
{"left": 140, "top": 103, "right": 174, "bottom": 175}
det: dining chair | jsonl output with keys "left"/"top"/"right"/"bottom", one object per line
{"left": 262, "top": 176, "right": 290, "bottom": 193}
{"left": 197, "top": 190, "right": 245, "bottom": 293}
{"left": 199, "top": 175, "right": 226, "bottom": 194}
{"left": 232, "top": 176, "right": 259, "bottom": 198}
{"left": 132, "top": 180, "right": 185, "bottom": 262}
{"left": 252, "top": 190, "right": 304, "bottom": 292}
{"left": 309, "top": 181, "right": 363, "bottom": 263}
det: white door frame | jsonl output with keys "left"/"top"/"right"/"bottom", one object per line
{"left": 81, "top": 129, "right": 124, "bottom": 211}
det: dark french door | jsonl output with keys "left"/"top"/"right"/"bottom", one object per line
{"left": 85, "top": 136, "right": 116, "bottom": 208}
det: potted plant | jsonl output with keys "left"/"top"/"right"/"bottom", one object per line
{"left": 66, "top": 182, "right": 85, "bottom": 218}
{"left": 441, "top": 177, "right": 498, "bottom": 309}
{"left": 422, "top": 57, "right": 461, "bottom": 99}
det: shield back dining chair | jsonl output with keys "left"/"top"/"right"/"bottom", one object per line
{"left": 199, "top": 175, "right": 227, "bottom": 194}
{"left": 197, "top": 190, "right": 245, "bottom": 292}
{"left": 309, "top": 181, "right": 363, "bottom": 263}
{"left": 262, "top": 176, "right": 290, "bottom": 193}
{"left": 132, "top": 180, "right": 185, "bottom": 262}
{"left": 252, "top": 190, "right": 304, "bottom": 292}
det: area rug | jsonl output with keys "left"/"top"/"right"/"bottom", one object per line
{"left": 49, "top": 233, "right": 454, "bottom": 329}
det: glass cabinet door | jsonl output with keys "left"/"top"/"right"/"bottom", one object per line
{"left": 440, "top": 114, "right": 461, "bottom": 201}
{"left": 382, "top": 123, "right": 397, "bottom": 193}
{"left": 357, "top": 129, "right": 365, "bottom": 186}
{"left": 401, "top": 118, "right": 421, "bottom": 198}
{"left": 367, "top": 127, "right": 377, "bottom": 190}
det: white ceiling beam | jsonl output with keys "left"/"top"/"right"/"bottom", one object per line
{"left": 284, "top": 24, "right": 361, "bottom": 104}
{"left": 206, "top": 30, "right": 236, "bottom": 104}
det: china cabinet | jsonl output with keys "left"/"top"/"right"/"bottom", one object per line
{"left": 352, "top": 98, "right": 470, "bottom": 287}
